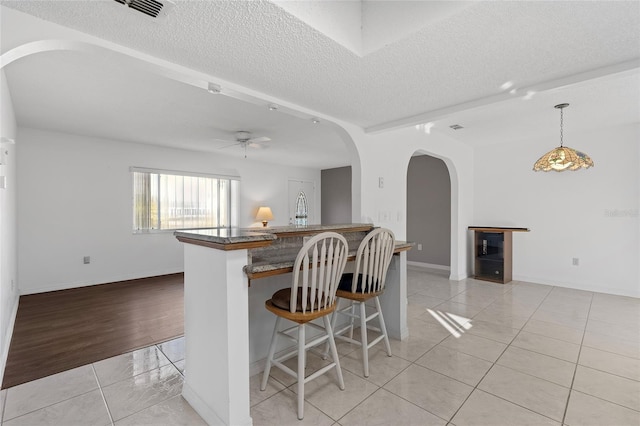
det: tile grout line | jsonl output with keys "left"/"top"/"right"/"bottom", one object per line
{"left": 444, "top": 282, "right": 558, "bottom": 424}
{"left": 91, "top": 364, "right": 115, "bottom": 426}
{"left": 560, "top": 291, "right": 594, "bottom": 425}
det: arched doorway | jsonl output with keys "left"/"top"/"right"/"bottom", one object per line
{"left": 406, "top": 153, "right": 452, "bottom": 271}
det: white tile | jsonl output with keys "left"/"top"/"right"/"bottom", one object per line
{"left": 339, "top": 389, "right": 446, "bottom": 426}
{"left": 572, "top": 365, "right": 640, "bottom": 411}
{"left": 538, "top": 297, "right": 591, "bottom": 317}
{"left": 511, "top": 331, "right": 581, "bottom": 363}
{"left": 478, "top": 364, "right": 569, "bottom": 422}
{"left": 250, "top": 388, "right": 334, "bottom": 426}
{"left": 414, "top": 285, "right": 466, "bottom": 300}
{"left": 173, "top": 359, "right": 185, "bottom": 374}
{"left": 102, "top": 364, "right": 184, "bottom": 421}
{"left": 449, "top": 293, "right": 498, "bottom": 309}
{"left": 115, "top": 395, "right": 206, "bottom": 426}
{"left": 0, "top": 388, "right": 7, "bottom": 422}
{"left": 4, "top": 365, "right": 98, "bottom": 421}
{"left": 522, "top": 319, "right": 584, "bottom": 344}
{"left": 415, "top": 345, "right": 493, "bottom": 386}
{"left": 497, "top": 346, "right": 575, "bottom": 387}
{"left": 439, "top": 333, "right": 507, "bottom": 363}
{"left": 465, "top": 319, "right": 520, "bottom": 344}
{"left": 250, "top": 371, "right": 285, "bottom": 407}
{"left": 339, "top": 346, "right": 411, "bottom": 386}
{"left": 564, "top": 390, "right": 640, "bottom": 426}
{"left": 408, "top": 294, "right": 448, "bottom": 309}
{"left": 156, "top": 337, "right": 185, "bottom": 363}
{"left": 451, "top": 389, "right": 559, "bottom": 426}
{"left": 471, "top": 310, "right": 529, "bottom": 329}
{"left": 582, "top": 330, "right": 640, "bottom": 359}
{"left": 431, "top": 301, "right": 485, "bottom": 319}
{"left": 94, "top": 346, "right": 171, "bottom": 386}
{"left": 530, "top": 309, "right": 588, "bottom": 330}
{"left": 388, "top": 335, "right": 440, "bottom": 362}
{"left": 293, "top": 368, "right": 378, "bottom": 420}
{"left": 483, "top": 300, "right": 538, "bottom": 317}
{"left": 3, "top": 389, "right": 110, "bottom": 426}
{"left": 579, "top": 346, "right": 640, "bottom": 381}
{"left": 586, "top": 318, "right": 640, "bottom": 344}
{"left": 384, "top": 364, "right": 473, "bottom": 420}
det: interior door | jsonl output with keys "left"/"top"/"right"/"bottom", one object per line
{"left": 288, "top": 179, "right": 315, "bottom": 225}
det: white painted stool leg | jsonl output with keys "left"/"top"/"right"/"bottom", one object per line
{"left": 359, "top": 301, "right": 369, "bottom": 377}
{"left": 375, "top": 296, "right": 392, "bottom": 356}
{"left": 297, "top": 323, "right": 306, "bottom": 420}
{"left": 324, "top": 315, "right": 345, "bottom": 390}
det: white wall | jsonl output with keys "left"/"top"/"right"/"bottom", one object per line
{"left": 474, "top": 123, "right": 639, "bottom": 297}
{"left": 17, "top": 127, "right": 320, "bottom": 294}
{"left": 0, "top": 70, "right": 19, "bottom": 380}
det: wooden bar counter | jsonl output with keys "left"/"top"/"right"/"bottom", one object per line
{"left": 175, "top": 224, "right": 411, "bottom": 426}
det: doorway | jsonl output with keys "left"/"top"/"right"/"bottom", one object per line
{"left": 406, "top": 154, "right": 451, "bottom": 270}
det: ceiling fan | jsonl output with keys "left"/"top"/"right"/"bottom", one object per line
{"left": 215, "top": 131, "right": 271, "bottom": 158}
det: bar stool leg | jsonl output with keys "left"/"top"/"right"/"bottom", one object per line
{"left": 323, "top": 315, "right": 345, "bottom": 390}
{"left": 261, "top": 316, "right": 281, "bottom": 391}
{"left": 375, "top": 296, "right": 392, "bottom": 356}
{"left": 348, "top": 302, "right": 356, "bottom": 339}
{"left": 297, "top": 323, "right": 306, "bottom": 420}
{"left": 359, "top": 301, "right": 369, "bottom": 377}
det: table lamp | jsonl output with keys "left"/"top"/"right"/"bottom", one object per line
{"left": 256, "top": 206, "right": 274, "bottom": 227}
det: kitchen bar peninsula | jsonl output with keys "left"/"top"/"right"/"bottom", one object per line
{"left": 175, "top": 224, "right": 411, "bottom": 426}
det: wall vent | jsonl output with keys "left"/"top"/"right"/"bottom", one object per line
{"left": 114, "top": 0, "right": 172, "bottom": 19}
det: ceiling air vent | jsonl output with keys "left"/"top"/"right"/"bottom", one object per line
{"left": 114, "top": 0, "right": 167, "bottom": 19}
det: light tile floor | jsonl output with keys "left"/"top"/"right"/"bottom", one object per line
{"left": 2, "top": 267, "right": 639, "bottom": 425}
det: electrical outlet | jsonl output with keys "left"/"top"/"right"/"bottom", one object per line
{"left": 417, "top": 243, "right": 423, "bottom": 251}
{"left": 378, "top": 177, "right": 384, "bottom": 188}
{"left": 572, "top": 257, "right": 579, "bottom": 266}
{"left": 83, "top": 256, "right": 91, "bottom": 264}
{"left": 10, "top": 279, "right": 14, "bottom": 291}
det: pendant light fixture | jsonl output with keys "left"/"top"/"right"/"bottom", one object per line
{"left": 533, "top": 103, "right": 594, "bottom": 172}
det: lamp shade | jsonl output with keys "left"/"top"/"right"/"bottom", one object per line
{"left": 256, "top": 206, "right": 274, "bottom": 226}
{"left": 533, "top": 146, "right": 594, "bottom": 172}
{"left": 533, "top": 103, "right": 594, "bottom": 172}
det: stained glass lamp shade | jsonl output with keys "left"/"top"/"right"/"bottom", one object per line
{"left": 533, "top": 103, "right": 594, "bottom": 172}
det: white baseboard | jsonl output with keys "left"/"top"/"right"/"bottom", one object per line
{"left": 0, "top": 292, "right": 20, "bottom": 385}
{"left": 407, "top": 261, "right": 450, "bottom": 271}
{"left": 20, "top": 269, "right": 184, "bottom": 295}
{"left": 513, "top": 275, "right": 640, "bottom": 298}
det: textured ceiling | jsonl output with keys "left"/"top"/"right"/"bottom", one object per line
{"left": 1, "top": 1, "right": 639, "bottom": 171}
{"left": 2, "top": 0, "right": 639, "bottom": 129}
{"left": 3, "top": 48, "right": 351, "bottom": 168}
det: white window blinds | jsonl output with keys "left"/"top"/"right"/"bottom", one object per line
{"left": 131, "top": 167, "right": 239, "bottom": 232}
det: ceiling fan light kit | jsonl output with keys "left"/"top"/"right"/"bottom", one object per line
{"left": 533, "top": 103, "right": 594, "bottom": 172}
{"left": 214, "top": 131, "right": 272, "bottom": 158}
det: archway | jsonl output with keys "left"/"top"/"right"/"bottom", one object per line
{"left": 406, "top": 153, "right": 452, "bottom": 271}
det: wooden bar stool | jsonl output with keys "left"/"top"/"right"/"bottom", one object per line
{"left": 329, "top": 228, "right": 395, "bottom": 377}
{"left": 260, "top": 232, "right": 348, "bottom": 420}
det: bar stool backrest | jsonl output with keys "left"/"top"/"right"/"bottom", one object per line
{"left": 291, "top": 232, "right": 349, "bottom": 314}
{"left": 351, "top": 228, "right": 396, "bottom": 294}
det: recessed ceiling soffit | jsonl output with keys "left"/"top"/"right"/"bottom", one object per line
{"left": 270, "top": 0, "right": 473, "bottom": 56}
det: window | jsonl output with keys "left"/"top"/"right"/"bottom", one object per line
{"left": 294, "top": 190, "right": 308, "bottom": 226}
{"left": 131, "top": 167, "right": 239, "bottom": 232}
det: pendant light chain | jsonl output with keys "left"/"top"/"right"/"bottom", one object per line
{"left": 559, "top": 107, "right": 564, "bottom": 147}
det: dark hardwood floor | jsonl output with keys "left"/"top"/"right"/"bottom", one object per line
{"left": 2, "top": 273, "right": 184, "bottom": 389}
